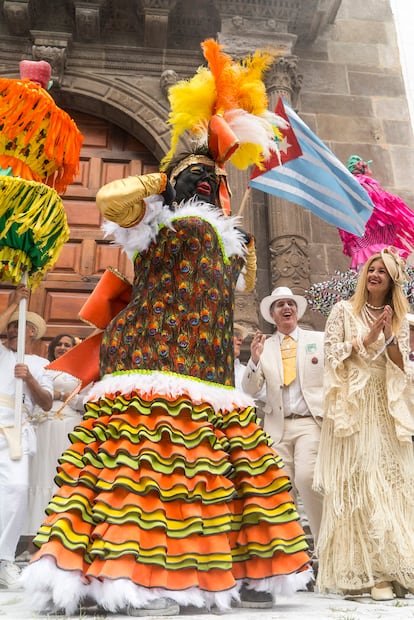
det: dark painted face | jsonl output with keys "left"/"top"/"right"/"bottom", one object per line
{"left": 173, "top": 163, "right": 219, "bottom": 206}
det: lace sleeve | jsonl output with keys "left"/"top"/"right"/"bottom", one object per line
{"left": 386, "top": 318, "right": 414, "bottom": 442}
{"left": 323, "top": 301, "right": 371, "bottom": 437}
{"left": 324, "top": 301, "right": 353, "bottom": 369}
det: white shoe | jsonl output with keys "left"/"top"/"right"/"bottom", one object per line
{"left": 127, "top": 598, "right": 180, "bottom": 616}
{"left": 0, "top": 560, "right": 22, "bottom": 590}
{"left": 371, "top": 583, "right": 395, "bottom": 601}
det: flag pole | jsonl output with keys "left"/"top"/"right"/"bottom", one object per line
{"left": 237, "top": 186, "right": 251, "bottom": 218}
{"left": 9, "top": 272, "right": 28, "bottom": 460}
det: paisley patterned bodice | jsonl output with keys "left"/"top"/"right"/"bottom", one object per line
{"left": 100, "top": 214, "right": 243, "bottom": 386}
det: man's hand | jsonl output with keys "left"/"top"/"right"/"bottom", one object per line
{"left": 10, "top": 284, "right": 30, "bottom": 306}
{"left": 251, "top": 330, "right": 266, "bottom": 365}
{"left": 15, "top": 363, "right": 53, "bottom": 411}
{"left": 14, "top": 363, "right": 31, "bottom": 380}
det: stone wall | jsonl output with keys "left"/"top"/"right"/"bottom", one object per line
{"left": 291, "top": 0, "right": 414, "bottom": 332}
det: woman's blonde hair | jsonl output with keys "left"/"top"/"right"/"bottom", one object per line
{"left": 351, "top": 251, "right": 409, "bottom": 333}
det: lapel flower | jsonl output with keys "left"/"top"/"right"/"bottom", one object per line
{"left": 311, "top": 356, "right": 318, "bottom": 364}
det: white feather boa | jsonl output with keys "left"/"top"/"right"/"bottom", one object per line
{"left": 87, "top": 370, "right": 256, "bottom": 412}
{"left": 102, "top": 195, "right": 246, "bottom": 261}
{"left": 22, "top": 555, "right": 313, "bottom": 615}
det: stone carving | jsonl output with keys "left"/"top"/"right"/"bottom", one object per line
{"left": 32, "top": 45, "right": 67, "bottom": 87}
{"left": 230, "top": 15, "right": 245, "bottom": 31}
{"left": 160, "top": 69, "right": 178, "bottom": 99}
{"left": 235, "top": 291, "right": 261, "bottom": 334}
{"left": 75, "top": 6, "right": 101, "bottom": 41}
{"left": 266, "top": 55, "right": 303, "bottom": 107}
{"left": 269, "top": 235, "right": 310, "bottom": 293}
{"left": 4, "top": 1, "right": 30, "bottom": 35}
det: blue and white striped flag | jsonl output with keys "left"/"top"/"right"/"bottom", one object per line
{"left": 249, "top": 98, "right": 374, "bottom": 235}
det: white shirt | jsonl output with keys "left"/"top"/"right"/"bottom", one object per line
{"left": 0, "top": 342, "right": 53, "bottom": 426}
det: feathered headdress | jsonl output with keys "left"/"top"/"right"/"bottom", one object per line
{"left": 161, "top": 39, "right": 287, "bottom": 214}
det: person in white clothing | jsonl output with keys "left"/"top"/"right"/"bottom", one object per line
{"left": 242, "top": 286, "right": 324, "bottom": 545}
{"left": 0, "top": 284, "right": 53, "bottom": 589}
{"left": 24, "top": 334, "right": 88, "bottom": 540}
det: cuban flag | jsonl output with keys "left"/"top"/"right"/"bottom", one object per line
{"left": 249, "top": 98, "right": 374, "bottom": 235}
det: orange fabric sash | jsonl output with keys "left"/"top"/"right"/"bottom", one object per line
{"left": 47, "top": 268, "right": 132, "bottom": 387}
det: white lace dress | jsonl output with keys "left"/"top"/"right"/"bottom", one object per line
{"left": 25, "top": 372, "right": 85, "bottom": 535}
{"left": 314, "top": 300, "right": 414, "bottom": 593}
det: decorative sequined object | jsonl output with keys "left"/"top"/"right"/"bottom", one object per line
{"left": 307, "top": 266, "right": 414, "bottom": 317}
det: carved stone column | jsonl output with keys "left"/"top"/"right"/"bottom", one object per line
{"left": 30, "top": 31, "right": 72, "bottom": 87}
{"left": 266, "top": 56, "right": 303, "bottom": 109}
{"left": 263, "top": 56, "right": 313, "bottom": 322}
{"left": 219, "top": 24, "right": 306, "bottom": 331}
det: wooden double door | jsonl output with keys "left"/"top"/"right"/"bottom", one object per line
{"left": 0, "top": 111, "right": 158, "bottom": 356}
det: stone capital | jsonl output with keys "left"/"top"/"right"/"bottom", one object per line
{"left": 30, "top": 31, "right": 72, "bottom": 87}
{"left": 266, "top": 55, "right": 303, "bottom": 107}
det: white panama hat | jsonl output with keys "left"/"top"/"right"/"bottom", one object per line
{"left": 260, "top": 286, "right": 308, "bottom": 325}
{"left": 8, "top": 311, "right": 47, "bottom": 340}
{"left": 234, "top": 323, "right": 249, "bottom": 340}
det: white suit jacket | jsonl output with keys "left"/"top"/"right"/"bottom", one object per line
{"left": 242, "top": 327, "right": 324, "bottom": 444}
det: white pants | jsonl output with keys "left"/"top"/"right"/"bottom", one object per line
{"left": 0, "top": 434, "right": 29, "bottom": 562}
{"left": 275, "top": 416, "right": 323, "bottom": 545}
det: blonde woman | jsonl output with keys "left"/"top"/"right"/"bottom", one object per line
{"left": 315, "top": 247, "right": 414, "bottom": 601}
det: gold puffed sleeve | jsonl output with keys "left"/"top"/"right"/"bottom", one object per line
{"left": 243, "top": 237, "right": 257, "bottom": 292}
{"left": 96, "top": 172, "right": 168, "bottom": 228}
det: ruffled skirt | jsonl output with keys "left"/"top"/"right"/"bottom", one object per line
{"left": 23, "top": 373, "right": 311, "bottom": 614}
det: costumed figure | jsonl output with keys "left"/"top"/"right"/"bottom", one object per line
{"left": 314, "top": 247, "right": 414, "bottom": 600}
{"left": 22, "top": 40, "right": 311, "bottom": 615}
{"left": 338, "top": 155, "right": 414, "bottom": 269}
{"left": 308, "top": 155, "right": 414, "bottom": 317}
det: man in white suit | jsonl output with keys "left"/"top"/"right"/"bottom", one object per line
{"left": 242, "top": 286, "right": 324, "bottom": 544}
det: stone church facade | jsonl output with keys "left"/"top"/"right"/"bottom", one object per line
{"left": 0, "top": 0, "right": 413, "bottom": 345}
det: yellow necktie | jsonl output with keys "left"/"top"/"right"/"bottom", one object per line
{"left": 281, "top": 335, "right": 297, "bottom": 386}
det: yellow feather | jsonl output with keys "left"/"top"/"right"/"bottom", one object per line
{"left": 161, "top": 68, "right": 216, "bottom": 168}
{"left": 230, "top": 143, "right": 264, "bottom": 170}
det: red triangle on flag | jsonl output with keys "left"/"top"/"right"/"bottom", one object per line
{"left": 250, "top": 97, "right": 302, "bottom": 180}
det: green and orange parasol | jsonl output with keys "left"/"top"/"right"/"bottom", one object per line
{"left": 0, "top": 60, "right": 82, "bottom": 458}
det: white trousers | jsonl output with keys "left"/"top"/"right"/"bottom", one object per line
{"left": 275, "top": 416, "right": 323, "bottom": 545}
{"left": 0, "top": 435, "right": 29, "bottom": 562}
